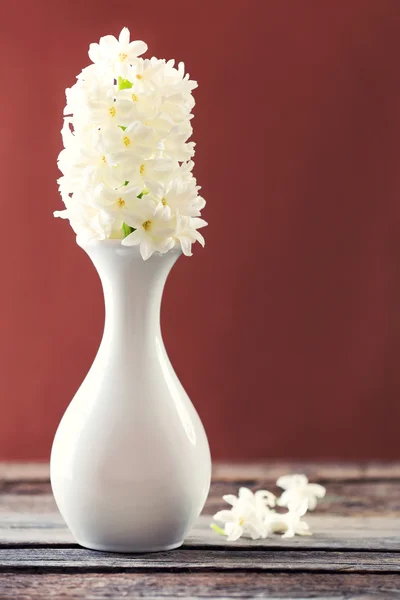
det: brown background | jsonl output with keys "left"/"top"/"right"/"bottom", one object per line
{"left": 1, "top": 0, "right": 400, "bottom": 460}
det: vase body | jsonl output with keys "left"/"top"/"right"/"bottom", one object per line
{"left": 50, "top": 239, "right": 211, "bottom": 553}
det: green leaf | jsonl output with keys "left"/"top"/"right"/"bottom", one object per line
{"left": 122, "top": 223, "right": 134, "bottom": 237}
{"left": 118, "top": 76, "right": 133, "bottom": 90}
{"left": 210, "top": 523, "right": 226, "bottom": 536}
{"left": 124, "top": 181, "right": 129, "bottom": 186}
{"left": 118, "top": 125, "right": 127, "bottom": 131}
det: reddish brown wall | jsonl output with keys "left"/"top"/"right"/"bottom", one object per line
{"left": 1, "top": 0, "right": 400, "bottom": 460}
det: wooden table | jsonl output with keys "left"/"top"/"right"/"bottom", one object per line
{"left": 0, "top": 462, "right": 399, "bottom": 599}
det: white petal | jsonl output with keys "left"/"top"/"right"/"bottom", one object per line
{"left": 308, "top": 484, "right": 326, "bottom": 498}
{"left": 178, "top": 236, "right": 192, "bottom": 256}
{"left": 282, "top": 528, "right": 295, "bottom": 539}
{"left": 119, "top": 27, "right": 130, "bottom": 45}
{"left": 288, "top": 497, "right": 309, "bottom": 516}
{"left": 268, "top": 520, "right": 287, "bottom": 534}
{"left": 99, "top": 35, "right": 119, "bottom": 52}
{"left": 238, "top": 488, "right": 254, "bottom": 502}
{"left": 128, "top": 41, "right": 148, "bottom": 59}
{"left": 140, "top": 241, "right": 154, "bottom": 260}
{"left": 277, "top": 490, "right": 290, "bottom": 507}
{"left": 121, "top": 230, "right": 141, "bottom": 246}
{"left": 191, "top": 217, "right": 207, "bottom": 229}
{"left": 213, "top": 510, "right": 235, "bottom": 523}
{"left": 246, "top": 523, "right": 262, "bottom": 540}
{"left": 306, "top": 496, "right": 318, "bottom": 511}
{"left": 225, "top": 523, "right": 243, "bottom": 542}
{"left": 222, "top": 494, "right": 238, "bottom": 507}
{"left": 255, "top": 490, "right": 276, "bottom": 508}
{"left": 277, "top": 474, "right": 308, "bottom": 490}
{"left": 54, "top": 210, "right": 69, "bottom": 219}
{"left": 193, "top": 230, "right": 205, "bottom": 247}
{"left": 88, "top": 43, "right": 102, "bottom": 63}
{"left": 296, "top": 522, "right": 312, "bottom": 536}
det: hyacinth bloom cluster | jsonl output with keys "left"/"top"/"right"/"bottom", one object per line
{"left": 55, "top": 28, "right": 207, "bottom": 260}
{"left": 212, "top": 474, "right": 326, "bottom": 541}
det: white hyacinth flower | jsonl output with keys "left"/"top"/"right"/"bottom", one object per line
{"left": 277, "top": 474, "right": 326, "bottom": 512}
{"left": 222, "top": 487, "right": 276, "bottom": 521}
{"left": 54, "top": 27, "right": 206, "bottom": 259}
{"left": 213, "top": 498, "right": 269, "bottom": 541}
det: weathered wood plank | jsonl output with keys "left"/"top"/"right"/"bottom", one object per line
{"left": 0, "top": 547, "right": 399, "bottom": 573}
{"left": 0, "top": 480, "right": 400, "bottom": 517}
{"left": 0, "top": 572, "right": 399, "bottom": 599}
{"left": 0, "top": 463, "right": 399, "bottom": 600}
{"left": 1, "top": 513, "right": 400, "bottom": 551}
{"left": 0, "top": 463, "right": 49, "bottom": 482}
{"left": 2, "top": 477, "right": 400, "bottom": 516}
{"left": 212, "top": 462, "right": 400, "bottom": 482}
{"left": 207, "top": 480, "right": 400, "bottom": 516}
{"left": 2, "top": 462, "right": 400, "bottom": 484}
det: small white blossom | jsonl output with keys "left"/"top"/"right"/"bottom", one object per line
{"left": 212, "top": 487, "right": 275, "bottom": 541}
{"left": 214, "top": 497, "right": 268, "bottom": 541}
{"left": 277, "top": 474, "right": 326, "bottom": 512}
{"left": 266, "top": 507, "right": 312, "bottom": 539}
{"left": 121, "top": 196, "right": 176, "bottom": 260}
{"left": 102, "top": 121, "right": 155, "bottom": 165}
{"left": 175, "top": 216, "right": 207, "bottom": 257}
{"left": 92, "top": 183, "right": 142, "bottom": 215}
{"left": 88, "top": 27, "right": 147, "bottom": 75}
{"left": 146, "top": 179, "right": 205, "bottom": 218}
{"left": 55, "top": 199, "right": 116, "bottom": 243}
{"left": 162, "top": 123, "right": 195, "bottom": 162}
{"left": 222, "top": 487, "right": 276, "bottom": 520}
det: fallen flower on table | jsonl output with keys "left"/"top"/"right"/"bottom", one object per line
{"left": 276, "top": 473, "right": 326, "bottom": 512}
{"left": 213, "top": 487, "right": 275, "bottom": 541}
{"left": 266, "top": 505, "right": 312, "bottom": 538}
{"left": 211, "top": 474, "right": 326, "bottom": 541}
{"left": 213, "top": 501, "right": 268, "bottom": 541}
{"left": 222, "top": 486, "right": 276, "bottom": 520}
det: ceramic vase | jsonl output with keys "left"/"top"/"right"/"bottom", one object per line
{"left": 50, "top": 239, "right": 211, "bottom": 553}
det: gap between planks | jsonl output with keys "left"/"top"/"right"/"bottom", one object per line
{"left": 1, "top": 542, "right": 400, "bottom": 555}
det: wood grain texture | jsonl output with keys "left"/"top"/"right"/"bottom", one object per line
{"left": 1, "top": 513, "right": 400, "bottom": 551}
{"left": 2, "top": 481, "right": 400, "bottom": 516}
{"left": 1, "top": 462, "right": 400, "bottom": 599}
{"left": 2, "top": 461, "right": 400, "bottom": 483}
{"left": 212, "top": 462, "right": 400, "bottom": 482}
{"left": 1, "top": 572, "right": 399, "bottom": 599}
{"left": 206, "top": 481, "right": 400, "bottom": 516}
{"left": 0, "top": 463, "right": 49, "bottom": 482}
{"left": 1, "top": 547, "right": 399, "bottom": 573}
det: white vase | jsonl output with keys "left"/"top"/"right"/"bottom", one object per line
{"left": 50, "top": 239, "right": 211, "bottom": 553}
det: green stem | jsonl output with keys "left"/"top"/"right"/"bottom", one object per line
{"left": 210, "top": 523, "right": 226, "bottom": 536}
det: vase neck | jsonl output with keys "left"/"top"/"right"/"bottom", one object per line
{"left": 80, "top": 240, "right": 180, "bottom": 347}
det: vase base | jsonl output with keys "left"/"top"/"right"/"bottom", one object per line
{"left": 76, "top": 539, "right": 184, "bottom": 554}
